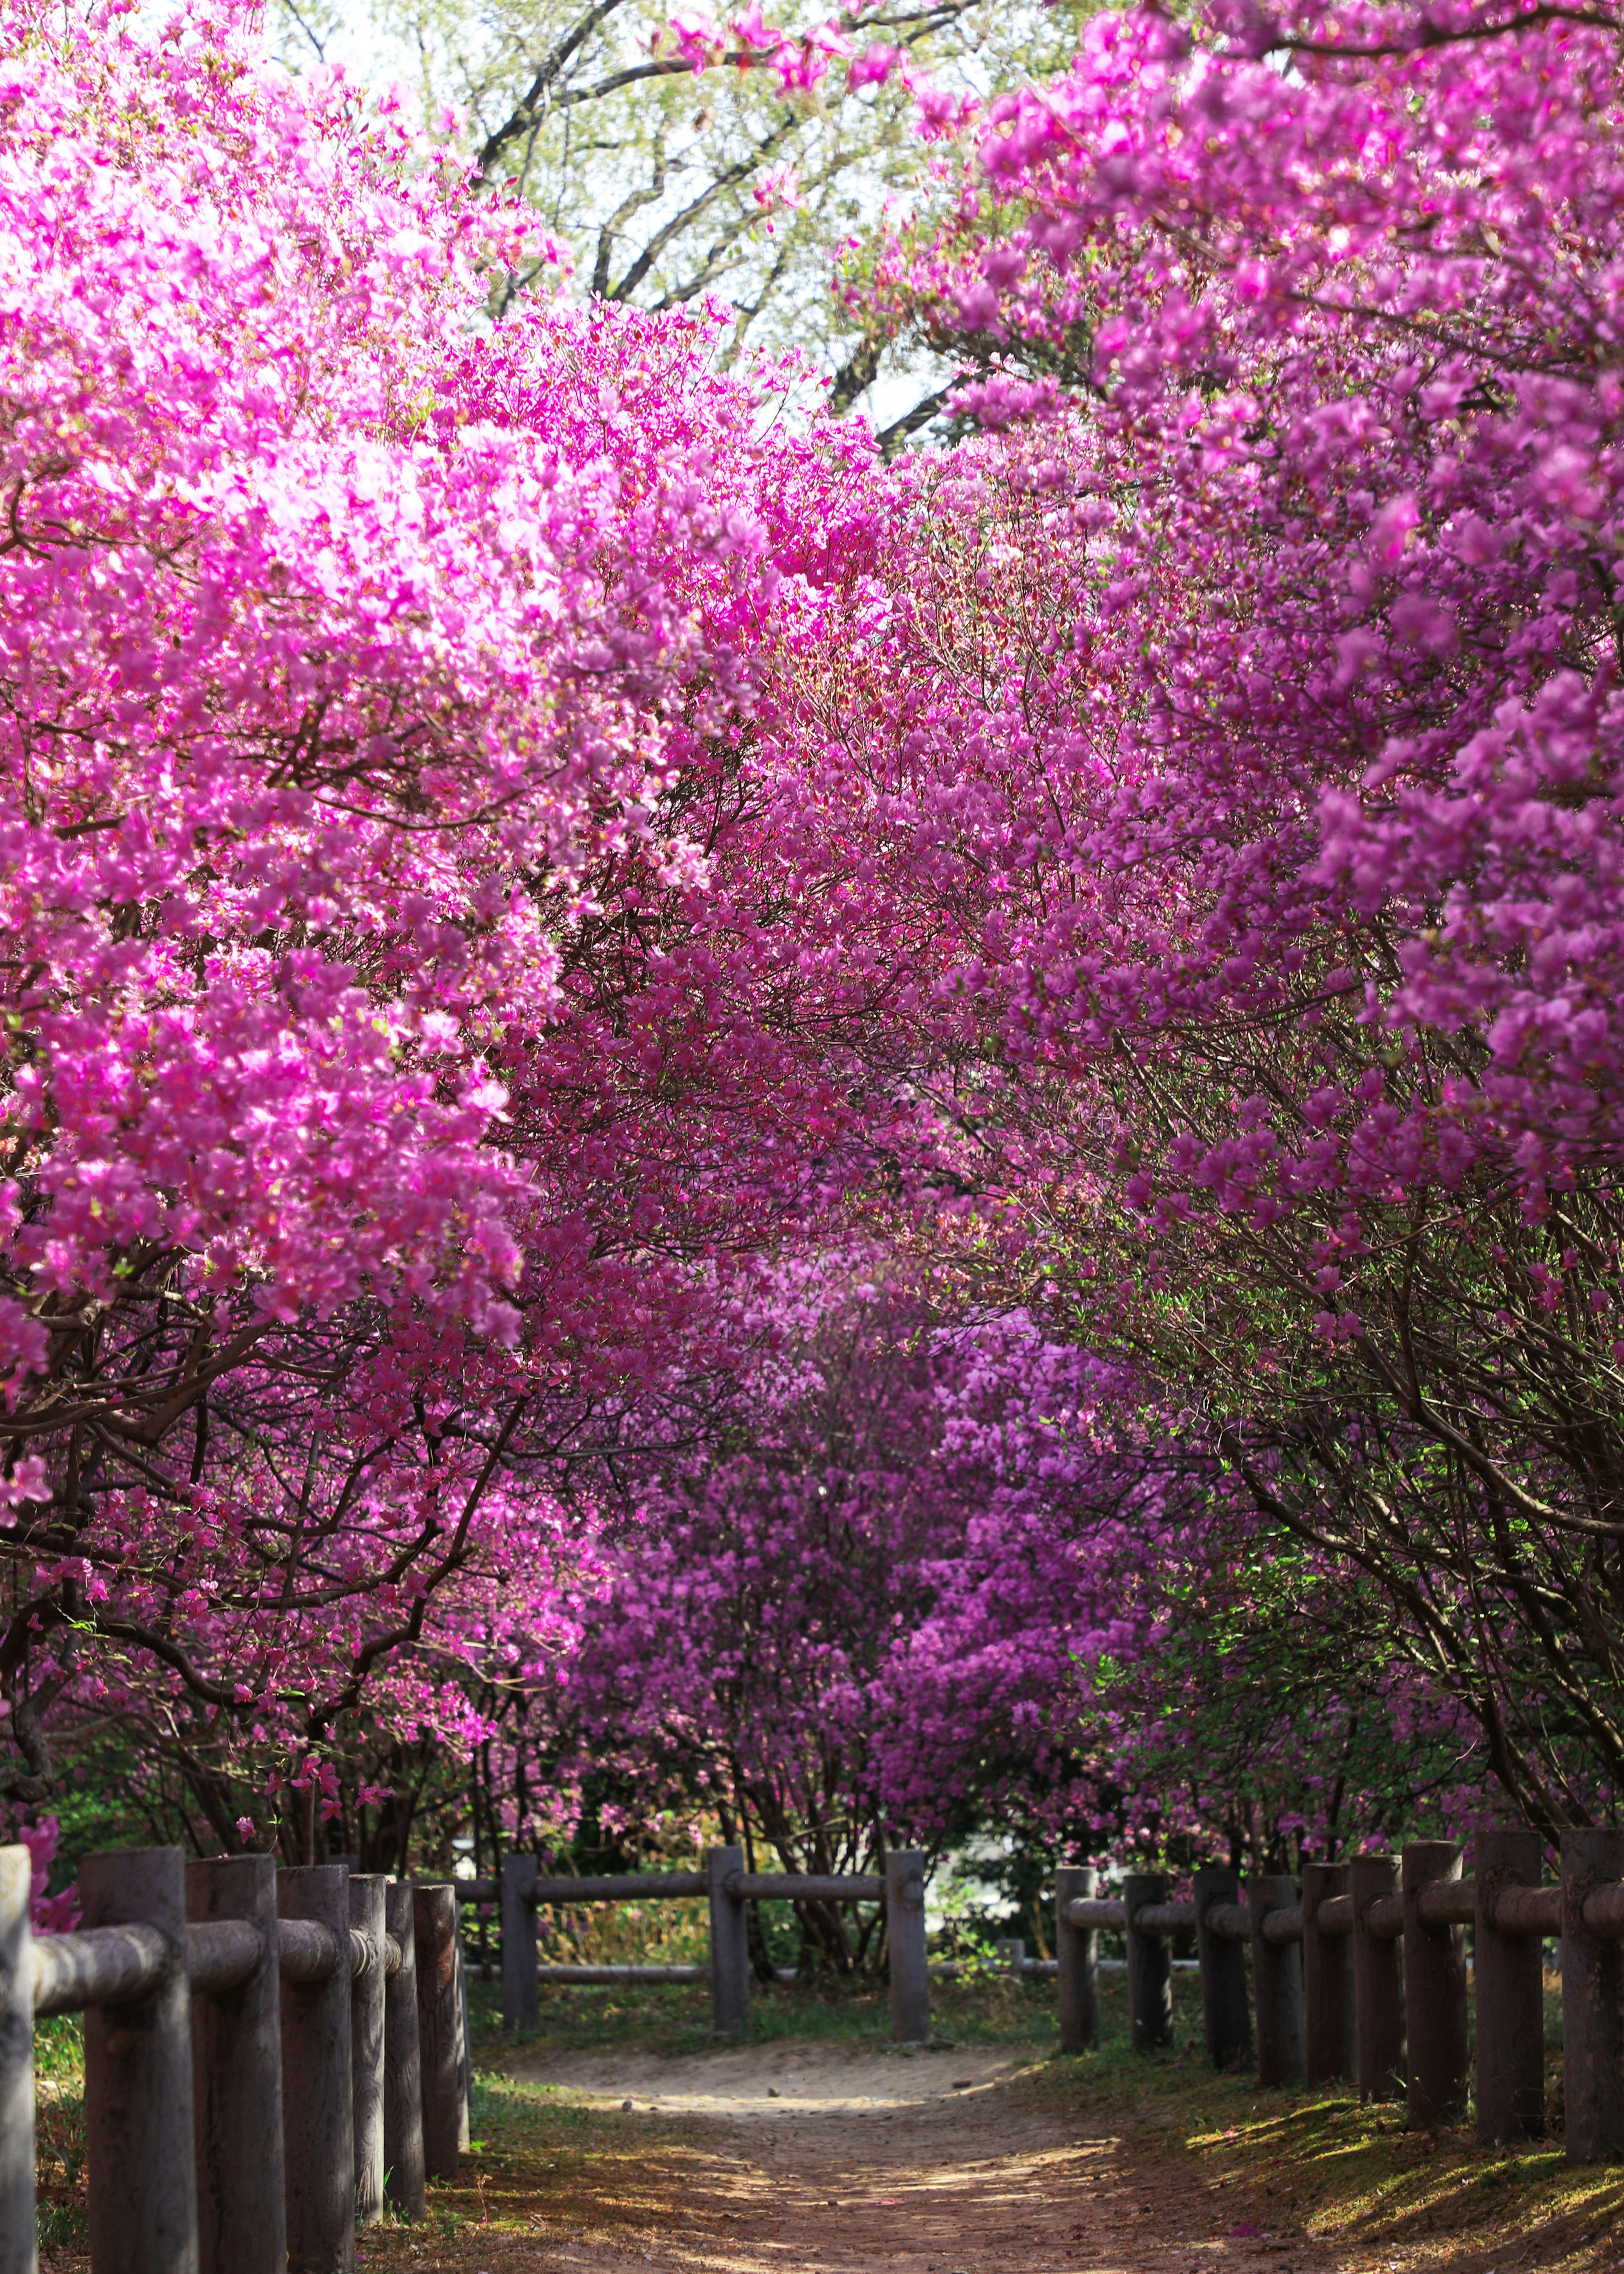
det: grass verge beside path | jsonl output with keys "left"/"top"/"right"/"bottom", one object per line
{"left": 1018, "top": 1974, "right": 1620, "bottom": 2274}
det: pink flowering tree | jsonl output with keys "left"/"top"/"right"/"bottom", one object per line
{"left": 0, "top": 0, "right": 909, "bottom": 1844}
{"left": 802, "top": 1, "right": 1624, "bottom": 1830}
{"left": 460, "top": 1261, "right": 1481, "bottom": 1921}
{"left": 17, "top": 0, "right": 1624, "bottom": 1881}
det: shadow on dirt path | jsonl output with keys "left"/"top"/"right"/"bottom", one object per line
{"left": 486, "top": 2039, "right": 1345, "bottom": 2274}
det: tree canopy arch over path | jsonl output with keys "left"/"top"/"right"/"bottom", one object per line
{"left": 6, "top": 0, "right": 1624, "bottom": 1890}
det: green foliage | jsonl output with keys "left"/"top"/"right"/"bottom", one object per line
{"left": 37, "top": 1734, "right": 176, "bottom": 1891}
{"left": 1076, "top": 1516, "right": 1484, "bottom": 1868}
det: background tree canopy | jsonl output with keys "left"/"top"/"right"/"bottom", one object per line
{"left": 266, "top": 0, "right": 1087, "bottom": 443}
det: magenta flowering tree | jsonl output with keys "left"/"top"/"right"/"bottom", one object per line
{"left": 516, "top": 1264, "right": 1200, "bottom": 1936}
{"left": 804, "top": 0, "right": 1624, "bottom": 1829}
{"left": 17, "top": 0, "right": 1624, "bottom": 1879}
{"left": 504, "top": 1260, "right": 1477, "bottom": 1906}
{"left": 0, "top": 0, "right": 914, "bottom": 1838}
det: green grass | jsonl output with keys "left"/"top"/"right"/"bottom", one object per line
{"left": 33, "top": 2015, "right": 88, "bottom": 2258}
{"left": 467, "top": 1958, "right": 1064, "bottom": 2063}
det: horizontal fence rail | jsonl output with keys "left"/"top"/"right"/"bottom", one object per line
{"left": 538, "top": 1961, "right": 709, "bottom": 1985}
{"left": 524, "top": 1871, "right": 709, "bottom": 1903}
{"left": 1056, "top": 1830, "right": 1624, "bottom": 2159}
{"left": 27, "top": 1914, "right": 401, "bottom": 2016}
{"left": 2, "top": 1846, "right": 472, "bottom": 2274}
{"left": 724, "top": 1871, "right": 885, "bottom": 1901}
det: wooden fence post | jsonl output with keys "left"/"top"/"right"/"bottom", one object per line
{"left": 1402, "top": 1840, "right": 1468, "bottom": 2128}
{"left": 1475, "top": 1827, "right": 1545, "bottom": 2145}
{"left": 415, "top": 1883, "right": 465, "bottom": 2180}
{"left": 383, "top": 1879, "right": 426, "bottom": 2220}
{"left": 279, "top": 1863, "right": 355, "bottom": 2274}
{"left": 708, "top": 1846, "right": 750, "bottom": 2038}
{"left": 349, "top": 1876, "right": 387, "bottom": 2225}
{"left": 886, "top": 1849, "right": 931, "bottom": 2044}
{"left": 502, "top": 1853, "right": 537, "bottom": 2034}
{"left": 1352, "top": 1853, "right": 1405, "bottom": 2104}
{"left": 1561, "top": 1826, "right": 1624, "bottom": 2162}
{"left": 1056, "top": 1866, "right": 1099, "bottom": 2053}
{"left": 0, "top": 1845, "right": 34, "bottom": 2274}
{"left": 1125, "top": 1872, "right": 1173, "bottom": 2053}
{"left": 455, "top": 1906, "right": 472, "bottom": 2151}
{"left": 1252, "top": 1874, "right": 1305, "bottom": 2087}
{"left": 1195, "top": 1865, "right": 1250, "bottom": 2072}
{"left": 1303, "top": 1862, "right": 1353, "bottom": 2087}
{"left": 188, "top": 1854, "right": 285, "bottom": 2274}
{"left": 81, "top": 1845, "right": 200, "bottom": 2274}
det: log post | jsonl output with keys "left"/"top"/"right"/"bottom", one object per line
{"left": 500, "top": 1854, "right": 537, "bottom": 2035}
{"left": 188, "top": 1854, "right": 285, "bottom": 2274}
{"left": 1352, "top": 1853, "right": 1405, "bottom": 2104}
{"left": 0, "top": 1845, "right": 34, "bottom": 2274}
{"left": 279, "top": 1863, "right": 355, "bottom": 2274}
{"left": 454, "top": 1907, "right": 472, "bottom": 2151}
{"left": 1252, "top": 1874, "right": 1306, "bottom": 2087}
{"left": 707, "top": 1846, "right": 750, "bottom": 2038}
{"left": 81, "top": 1846, "right": 200, "bottom": 2274}
{"left": 1303, "top": 1862, "right": 1353, "bottom": 2087}
{"left": 887, "top": 1849, "right": 931, "bottom": 2044}
{"left": 1561, "top": 1826, "right": 1624, "bottom": 2162}
{"left": 1402, "top": 1840, "right": 1468, "bottom": 2128}
{"left": 1056, "top": 1866, "right": 1099, "bottom": 2053}
{"left": 1125, "top": 1872, "right": 1173, "bottom": 2053}
{"left": 383, "top": 1879, "right": 426, "bottom": 2220}
{"left": 1195, "top": 1865, "right": 1250, "bottom": 2072}
{"left": 1475, "top": 1827, "right": 1545, "bottom": 2146}
{"left": 415, "top": 1883, "right": 465, "bottom": 2180}
{"left": 349, "top": 1876, "right": 388, "bottom": 2225}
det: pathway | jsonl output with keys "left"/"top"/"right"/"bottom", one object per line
{"left": 473, "top": 2041, "right": 1345, "bottom": 2274}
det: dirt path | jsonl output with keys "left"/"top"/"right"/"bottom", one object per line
{"left": 486, "top": 2040, "right": 1348, "bottom": 2274}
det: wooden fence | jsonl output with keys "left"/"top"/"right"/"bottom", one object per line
{"left": 486, "top": 1843, "right": 931, "bottom": 2044}
{"left": 10, "top": 1826, "right": 1624, "bottom": 2269}
{"left": 1, "top": 1845, "right": 471, "bottom": 2274}
{"left": 486, "top": 1829, "right": 1624, "bottom": 2163}
{"left": 1056, "top": 1832, "right": 1624, "bottom": 2159}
